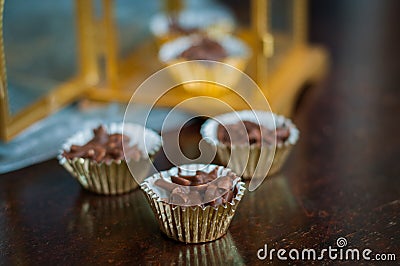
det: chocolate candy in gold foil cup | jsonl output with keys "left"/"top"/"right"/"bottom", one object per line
{"left": 140, "top": 164, "right": 246, "bottom": 243}
{"left": 58, "top": 123, "right": 161, "bottom": 195}
{"left": 158, "top": 35, "right": 250, "bottom": 97}
{"left": 201, "top": 110, "right": 299, "bottom": 179}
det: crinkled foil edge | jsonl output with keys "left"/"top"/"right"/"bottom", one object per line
{"left": 140, "top": 166, "right": 246, "bottom": 243}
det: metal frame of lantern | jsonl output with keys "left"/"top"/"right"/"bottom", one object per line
{"left": 250, "top": 0, "right": 328, "bottom": 115}
{"left": 0, "top": 0, "right": 328, "bottom": 141}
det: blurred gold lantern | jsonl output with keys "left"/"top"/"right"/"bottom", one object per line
{"left": 0, "top": 0, "right": 327, "bottom": 141}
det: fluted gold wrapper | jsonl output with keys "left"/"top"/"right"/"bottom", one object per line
{"left": 165, "top": 57, "right": 248, "bottom": 97}
{"left": 201, "top": 111, "right": 299, "bottom": 179}
{"left": 141, "top": 165, "right": 246, "bottom": 243}
{"left": 61, "top": 156, "right": 153, "bottom": 195}
{"left": 59, "top": 123, "right": 161, "bottom": 196}
{"left": 216, "top": 141, "right": 294, "bottom": 179}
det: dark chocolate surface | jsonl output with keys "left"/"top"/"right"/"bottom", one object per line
{"left": 217, "top": 120, "right": 290, "bottom": 146}
{"left": 62, "top": 125, "right": 142, "bottom": 163}
{"left": 180, "top": 36, "right": 227, "bottom": 61}
{"left": 154, "top": 167, "right": 239, "bottom": 207}
{"left": 1, "top": 1, "right": 400, "bottom": 264}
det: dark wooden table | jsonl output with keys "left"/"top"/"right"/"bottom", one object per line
{"left": 1, "top": 1, "right": 400, "bottom": 265}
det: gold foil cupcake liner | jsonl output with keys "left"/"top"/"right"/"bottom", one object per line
{"left": 166, "top": 57, "right": 248, "bottom": 97}
{"left": 216, "top": 141, "right": 294, "bottom": 179}
{"left": 201, "top": 111, "right": 299, "bottom": 179}
{"left": 141, "top": 164, "right": 246, "bottom": 243}
{"left": 59, "top": 123, "right": 161, "bottom": 195}
{"left": 61, "top": 157, "right": 151, "bottom": 195}
{"left": 268, "top": 143, "right": 295, "bottom": 176}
